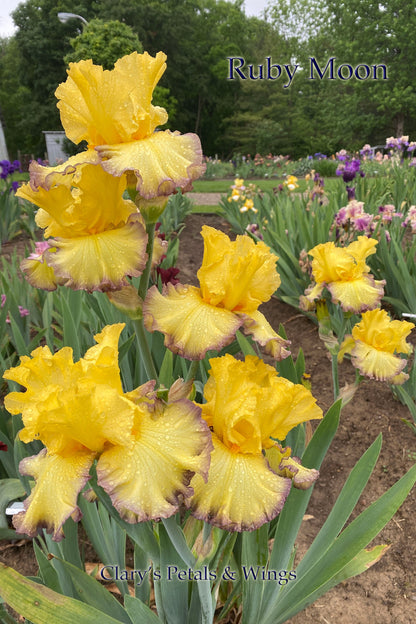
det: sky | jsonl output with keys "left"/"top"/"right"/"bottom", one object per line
{"left": 0, "top": 0, "right": 270, "bottom": 38}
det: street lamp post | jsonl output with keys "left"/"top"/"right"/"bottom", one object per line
{"left": 57, "top": 12, "right": 89, "bottom": 27}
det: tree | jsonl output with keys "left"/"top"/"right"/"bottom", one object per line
{"left": 1, "top": 0, "right": 99, "bottom": 156}
{"left": 64, "top": 18, "right": 143, "bottom": 70}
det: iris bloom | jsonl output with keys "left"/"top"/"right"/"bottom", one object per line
{"left": 3, "top": 324, "right": 212, "bottom": 541}
{"left": 188, "top": 354, "right": 322, "bottom": 531}
{"left": 284, "top": 175, "right": 299, "bottom": 191}
{"left": 16, "top": 164, "right": 148, "bottom": 292}
{"left": 143, "top": 226, "right": 290, "bottom": 360}
{"left": 338, "top": 309, "right": 414, "bottom": 384}
{"left": 52, "top": 51, "right": 204, "bottom": 199}
{"left": 303, "top": 237, "right": 385, "bottom": 313}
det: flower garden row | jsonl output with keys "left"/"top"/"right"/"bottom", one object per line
{"left": 0, "top": 50, "right": 415, "bottom": 624}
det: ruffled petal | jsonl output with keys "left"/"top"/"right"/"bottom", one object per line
{"left": 143, "top": 284, "right": 242, "bottom": 359}
{"left": 17, "top": 184, "right": 75, "bottom": 238}
{"left": 56, "top": 52, "right": 168, "bottom": 146}
{"left": 265, "top": 444, "right": 319, "bottom": 490}
{"left": 22, "top": 384, "right": 134, "bottom": 455}
{"left": 97, "top": 400, "right": 212, "bottom": 522}
{"left": 242, "top": 309, "right": 291, "bottom": 360}
{"left": 20, "top": 255, "right": 60, "bottom": 291}
{"left": 350, "top": 341, "right": 407, "bottom": 381}
{"left": 46, "top": 214, "right": 148, "bottom": 291}
{"left": 337, "top": 334, "right": 356, "bottom": 362}
{"left": 197, "top": 226, "right": 280, "bottom": 313}
{"left": 81, "top": 323, "right": 125, "bottom": 391}
{"left": 13, "top": 448, "right": 94, "bottom": 541}
{"left": 96, "top": 130, "right": 205, "bottom": 198}
{"left": 328, "top": 275, "right": 385, "bottom": 313}
{"left": 302, "top": 282, "right": 324, "bottom": 305}
{"left": 27, "top": 150, "right": 99, "bottom": 190}
{"left": 188, "top": 434, "right": 291, "bottom": 532}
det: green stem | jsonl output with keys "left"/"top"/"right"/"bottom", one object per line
{"left": 133, "top": 221, "right": 158, "bottom": 381}
{"left": 331, "top": 353, "right": 339, "bottom": 401}
{"left": 138, "top": 221, "right": 156, "bottom": 301}
{"left": 133, "top": 318, "right": 158, "bottom": 381}
{"left": 185, "top": 359, "right": 199, "bottom": 383}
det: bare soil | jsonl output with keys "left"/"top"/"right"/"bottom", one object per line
{"left": 1, "top": 213, "right": 416, "bottom": 624}
{"left": 177, "top": 213, "right": 416, "bottom": 624}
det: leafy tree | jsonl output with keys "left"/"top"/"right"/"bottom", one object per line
{"left": 2, "top": 0, "right": 99, "bottom": 156}
{"left": 64, "top": 18, "right": 143, "bottom": 70}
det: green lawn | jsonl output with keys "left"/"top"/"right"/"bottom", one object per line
{"left": 192, "top": 179, "right": 286, "bottom": 193}
{"left": 192, "top": 177, "right": 344, "bottom": 195}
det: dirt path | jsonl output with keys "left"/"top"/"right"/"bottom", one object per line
{"left": 187, "top": 192, "right": 222, "bottom": 205}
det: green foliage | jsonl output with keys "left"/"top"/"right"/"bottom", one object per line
{"left": 64, "top": 18, "right": 143, "bottom": 70}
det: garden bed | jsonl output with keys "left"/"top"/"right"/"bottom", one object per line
{"left": 177, "top": 213, "right": 416, "bottom": 624}
{"left": 1, "top": 214, "right": 416, "bottom": 623}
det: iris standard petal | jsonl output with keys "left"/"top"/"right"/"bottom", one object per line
{"left": 198, "top": 226, "right": 280, "bottom": 313}
{"left": 56, "top": 52, "right": 168, "bottom": 146}
{"left": 143, "top": 284, "right": 242, "bottom": 359}
{"left": 188, "top": 434, "right": 291, "bottom": 532}
{"left": 13, "top": 448, "right": 95, "bottom": 541}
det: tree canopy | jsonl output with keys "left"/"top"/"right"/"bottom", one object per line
{"left": 0, "top": 0, "right": 415, "bottom": 160}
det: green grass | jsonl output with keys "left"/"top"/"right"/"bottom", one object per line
{"left": 191, "top": 205, "right": 221, "bottom": 214}
{"left": 192, "top": 179, "right": 291, "bottom": 193}
{"left": 191, "top": 177, "right": 348, "bottom": 195}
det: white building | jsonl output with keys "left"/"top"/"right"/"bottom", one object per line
{"left": 43, "top": 131, "right": 67, "bottom": 165}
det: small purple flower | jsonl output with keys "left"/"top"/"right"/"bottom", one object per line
{"left": 0, "top": 160, "right": 10, "bottom": 180}
{"left": 354, "top": 213, "right": 374, "bottom": 233}
{"left": 18, "top": 306, "right": 29, "bottom": 317}
{"left": 1, "top": 294, "right": 6, "bottom": 308}
{"left": 346, "top": 186, "right": 356, "bottom": 201}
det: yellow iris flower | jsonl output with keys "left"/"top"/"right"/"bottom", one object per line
{"left": 304, "top": 237, "right": 385, "bottom": 313}
{"left": 338, "top": 309, "right": 414, "bottom": 383}
{"left": 16, "top": 164, "right": 148, "bottom": 292}
{"left": 49, "top": 51, "right": 205, "bottom": 199}
{"left": 143, "top": 225, "right": 290, "bottom": 360}
{"left": 188, "top": 354, "right": 322, "bottom": 531}
{"left": 284, "top": 175, "right": 299, "bottom": 191}
{"left": 3, "top": 324, "right": 212, "bottom": 541}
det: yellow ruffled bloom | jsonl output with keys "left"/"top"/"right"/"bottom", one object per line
{"left": 16, "top": 164, "right": 148, "bottom": 292}
{"left": 143, "top": 225, "right": 290, "bottom": 360}
{"left": 338, "top": 309, "right": 414, "bottom": 383}
{"left": 284, "top": 175, "right": 299, "bottom": 191}
{"left": 3, "top": 324, "right": 212, "bottom": 540}
{"left": 53, "top": 51, "right": 205, "bottom": 198}
{"left": 188, "top": 354, "right": 322, "bottom": 531}
{"left": 304, "top": 237, "right": 385, "bottom": 313}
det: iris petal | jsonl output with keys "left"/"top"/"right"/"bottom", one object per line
{"left": 97, "top": 400, "right": 212, "bottom": 522}
{"left": 189, "top": 434, "right": 291, "bottom": 532}
{"left": 143, "top": 284, "right": 242, "bottom": 360}
{"left": 265, "top": 444, "right": 319, "bottom": 490}
{"left": 97, "top": 130, "right": 205, "bottom": 198}
{"left": 13, "top": 448, "right": 94, "bottom": 541}
{"left": 46, "top": 214, "right": 148, "bottom": 292}
{"left": 328, "top": 276, "right": 385, "bottom": 313}
{"left": 242, "top": 310, "right": 291, "bottom": 360}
